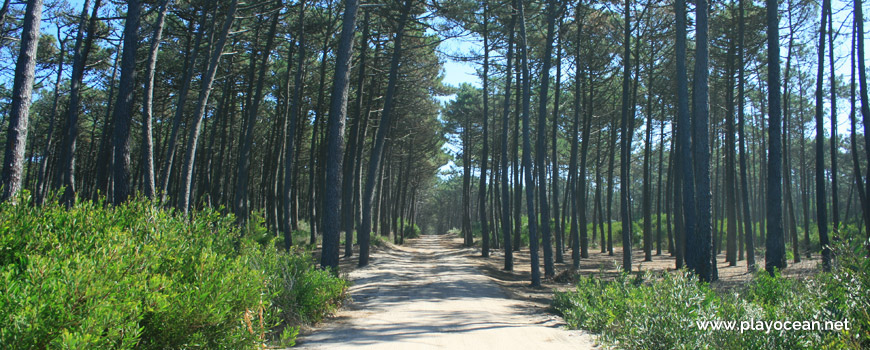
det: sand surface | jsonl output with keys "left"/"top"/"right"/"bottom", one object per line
{"left": 295, "top": 234, "right": 596, "bottom": 350}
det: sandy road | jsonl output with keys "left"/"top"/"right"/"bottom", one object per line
{"left": 295, "top": 234, "right": 596, "bottom": 349}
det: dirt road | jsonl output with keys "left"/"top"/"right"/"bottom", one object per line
{"left": 295, "top": 235, "right": 596, "bottom": 349}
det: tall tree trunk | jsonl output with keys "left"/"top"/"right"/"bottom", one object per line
{"left": 516, "top": 0, "right": 541, "bottom": 286}
{"left": 110, "top": 0, "right": 142, "bottom": 205}
{"left": 849, "top": 19, "right": 869, "bottom": 240}
{"left": 606, "top": 123, "right": 617, "bottom": 256}
{"left": 342, "top": 9, "right": 369, "bottom": 257}
{"left": 321, "top": 0, "right": 361, "bottom": 269}
{"left": 178, "top": 0, "right": 239, "bottom": 213}
{"left": 235, "top": 2, "right": 281, "bottom": 223}
{"left": 725, "top": 36, "right": 738, "bottom": 266}
{"left": 141, "top": 0, "right": 171, "bottom": 199}
{"left": 36, "top": 34, "right": 66, "bottom": 205}
{"left": 535, "top": 0, "right": 558, "bottom": 278}
{"left": 0, "top": 0, "right": 42, "bottom": 202}
{"left": 619, "top": 0, "right": 633, "bottom": 273}
{"left": 642, "top": 38, "right": 653, "bottom": 262}
{"left": 358, "top": 0, "right": 413, "bottom": 266}
{"left": 765, "top": 0, "right": 786, "bottom": 274}
{"left": 479, "top": 0, "right": 491, "bottom": 257}
{"left": 813, "top": 0, "right": 831, "bottom": 270}
{"left": 499, "top": 0, "right": 516, "bottom": 270}
{"left": 569, "top": 5, "right": 584, "bottom": 268}
{"left": 283, "top": 0, "right": 306, "bottom": 249}
{"left": 827, "top": 5, "right": 839, "bottom": 238}
{"left": 159, "top": 9, "right": 205, "bottom": 202}
{"left": 551, "top": 14, "right": 563, "bottom": 264}
{"left": 738, "top": 0, "right": 756, "bottom": 271}
{"left": 687, "top": 0, "right": 714, "bottom": 282}
{"left": 513, "top": 64, "right": 522, "bottom": 252}
{"left": 57, "top": 0, "right": 102, "bottom": 205}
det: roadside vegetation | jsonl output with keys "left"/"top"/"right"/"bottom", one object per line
{"left": 0, "top": 194, "right": 348, "bottom": 349}
{"left": 554, "top": 239, "right": 870, "bottom": 350}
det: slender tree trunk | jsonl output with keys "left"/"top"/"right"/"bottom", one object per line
{"left": 283, "top": 1, "right": 307, "bottom": 250}
{"left": 738, "top": 0, "right": 756, "bottom": 271}
{"left": 516, "top": 0, "right": 541, "bottom": 286}
{"left": 849, "top": 21, "right": 870, "bottom": 240}
{"left": 656, "top": 117, "right": 665, "bottom": 255}
{"left": 569, "top": 6, "right": 583, "bottom": 268}
{"left": 725, "top": 37, "right": 738, "bottom": 266}
{"left": 619, "top": 0, "right": 633, "bottom": 273}
{"left": 765, "top": 0, "right": 786, "bottom": 274}
{"left": 813, "top": 0, "right": 831, "bottom": 270}
{"left": 513, "top": 65, "right": 522, "bottom": 252}
{"left": 342, "top": 9, "right": 370, "bottom": 257}
{"left": 36, "top": 35, "right": 66, "bottom": 205}
{"left": 235, "top": 2, "right": 281, "bottom": 223}
{"left": 479, "top": 0, "right": 491, "bottom": 257}
{"left": 687, "top": 0, "right": 714, "bottom": 282}
{"left": 535, "top": 0, "right": 558, "bottom": 278}
{"left": 141, "top": 0, "right": 171, "bottom": 199}
{"left": 57, "top": 0, "right": 101, "bottom": 204}
{"left": 551, "top": 14, "right": 563, "bottom": 264}
{"left": 110, "top": 0, "right": 142, "bottom": 205}
{"left": 642, "top": 41, "right": 654, "bottom": 262}
{"left": 159, "top": 9, "right": 205, "bottom": 202}
{"left": 358, "top": 0, "right": 413, "bottom": 266}
{"left": 606, "top": 123, "right": 617, "bottom": 256}
{"left": 500, "top": 0, "right": 516, "bottom": 271}
{"left": 178, "top": 0, "right": 239, "bottom": 213}
{"left": 321, "top": 0, "right": 361, "bottom": 269}
{"left": 577, "top": 8, "right": 592, "bottom": 262}
{"left": 827, "top": 5, "right": 839, "bottom": 238}
{"left": 0, "top": 0, "right": 42, "bottom": 202}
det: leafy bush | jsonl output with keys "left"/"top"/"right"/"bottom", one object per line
{"left": 555, "top": 238, "right": 870, "bottom": 350}
{"left": 403, "top": 223, "right": 422, "bottom": 239}
{"left": 0, "top": 195, "right": 347, "bottom": 349}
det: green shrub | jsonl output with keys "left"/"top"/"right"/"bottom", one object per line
{"left": 0, "top": 195, "right": 347, "bottom": 349}
{"left": 403, "top": 223, "right": 422, "bottom": 239}
{"left": 555, "top": 241, "right": 870, "bottom": 350}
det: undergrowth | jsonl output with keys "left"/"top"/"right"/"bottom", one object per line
{"left": 554, "top": 238, "right": 870, "bottom": 349}
{"left": 0, "top": 193, "right": 347, "bottom": 349}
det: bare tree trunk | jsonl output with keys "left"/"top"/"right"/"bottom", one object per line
{"left": 688, "top": 0, "right": 714, "bottom": 282}
{"left": 550, "top": 14, "right": 563, "bottom": 264}
{"left": 110, "top": 0, "right": 143, "bottom": 205}
{"left": 235, "top": 1, "right": 281, "bottom": 223}
{"left": 479, "top": 0, "right": 491, "bottom": 257}
{"left": 321, "top": 0, "right": 361, "bottom": 269}
{"left": 738, "top": 0, "right": 756, "bottom": 271}
{"left": 569, "top": 5, "right": 584, "bottom": 268}
{"left": 813, "top": 0, "right": 831, "bottom": 270}
{"left": 535, "top": 0, "right": 558, "bottom": 278}
{"left": 36, "top": 34, "right": 66, "bottom": 205}
{"left": 827, "top": 5, "right": 839, "bottom": 238}
{"left": 499, "top": 0, "right": 516, "bottom": 271}
{"left": 57, "top": 0, "right": 101, "bottom": 205}
{"left": 517, "top": 0, "right": 541, "bottom": 286}
{"left": 0, "top": 0, "right": 42, "bottom": 202}
{"left": 619, "top": 0, "right": 633, "bottom": 273}
{"left": 159, "top": 8, "right": 205, "bottom": 202}
{"left": 358, "top": 0, "right": 413, "bottom": 266}
{"left": 342, "top": 9, "right": 369, "bottom": 257}
{"left": 142, "top": 0, "right": 171, "bottom": 199}
{"left": 765, "top": 0, "right": 786, "bottom": 274}
{"left": 178, "top": 0, "right": 239, "bottom": 213}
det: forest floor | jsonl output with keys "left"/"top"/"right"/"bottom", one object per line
{"left": 293, "top": 234, "right": 598, "bottom": 349}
